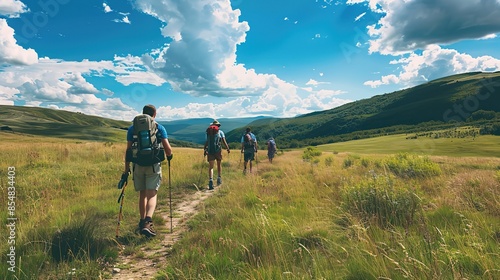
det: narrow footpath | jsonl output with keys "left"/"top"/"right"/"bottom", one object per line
{"left": 110, "top": 188, "right": 215, "bottom": 279}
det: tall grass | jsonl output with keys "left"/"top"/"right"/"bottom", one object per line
{"left": 0, "top": 136, "right": 206, "bottom": 279}
{"left": 159, "top": 151, "right": 500, "bottom": 279}
{"left": 1, "top": 134, "right": 499, "bottom": 279}
{"left": 341, "top": 175, "right": 421, "bottom": 228}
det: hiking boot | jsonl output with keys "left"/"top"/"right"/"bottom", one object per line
{"left": 135, "top": 219, "right": 145, "bottom": 234}
{"left": 243, "top": 168, "right": 247, "bottom": 174}
{"left": 141, "top": 220, "right": 156, "bottom": 237}
{"left": 217, "top": 176, "right": 222, "bottom": 185}
{"left": 208, "top": 180, "right": 214, "bottom": 190}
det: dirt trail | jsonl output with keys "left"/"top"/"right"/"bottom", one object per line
{"left": 110, "top": 188, "right": 214, "bottom": 279}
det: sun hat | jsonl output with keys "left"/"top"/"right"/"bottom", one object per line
{"left": 212, "top": 120, "right": 221, "bottom": 126}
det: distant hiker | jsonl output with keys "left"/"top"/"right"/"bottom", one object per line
{"left": 241, "top": 127, "right": 257, "bottom": 173}
{"left": 204, "top": 120, "right": 230, "bottom": 190}
{"left": 266, "top": 137, "right": 277, "bottom": 163}
{"left": 124, "top": 104, "right": 173, "bottom": 237}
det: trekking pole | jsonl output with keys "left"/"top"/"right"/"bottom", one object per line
{"left": 195, "top": 153, "right": 206, "bottom": 191}
{"left": 255, "top": 150, "right": 259, "bottom": 173}
{"left": 168, "top": 159, "right": 173, "bottom": 233}
{"left": 116, "top": 171, "right": 129, "bottom": 238}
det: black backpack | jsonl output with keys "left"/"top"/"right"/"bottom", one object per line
{"left": 129, "top": 114, "right": 165, "bottom": 166}
{"left": 268, "top": 139, "right": 276, "bottom": 151}
{"left": 243, "top": 133, "right": 255, "bottom": 150}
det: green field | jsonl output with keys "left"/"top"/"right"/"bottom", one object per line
{"left": 318, "top": 133, "right": 500, "bottom": 157}
{"left": 1, "top": 132, "right": 499, "bottom": 279}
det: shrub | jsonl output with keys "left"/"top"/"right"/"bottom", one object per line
{"left": 51, "top": 217, "right": 112, "bottom": 262}
{"left": 342, "top": 176, "right": 421, "bottom": 228}
{"left": 343, "top": 157, "right": 354, "bottom": 168}
{"left": 302, "top": 146, "right": 322, "bottom": 162}
{"left": 325, "top": 156, "right": 334, "bottom": 167}
{"left": 384, "top": 153, "right": 441, "bottom": 178}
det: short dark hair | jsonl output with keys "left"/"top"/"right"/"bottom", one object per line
{"left": 143, "top": 104, "right": 156, "bottom": 117}
{"left": 245, "top": 127, "right": 251, "bottom": 133}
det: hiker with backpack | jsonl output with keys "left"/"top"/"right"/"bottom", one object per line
{"left": 240, "top": 127, "right": 257, "bottom": 174}
{"left": 124, "top": 104, "right": 173, "bottom": 237}
{"left": 266, "top": 137, "right": 277, "bottom": 163}
{"left": 204, "top": 120, "right": 230, "bottom": 190}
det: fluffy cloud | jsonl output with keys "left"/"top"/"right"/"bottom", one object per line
{"left": 155, "top": 85, "right": 351, "bottom": 120}
{"left": 0, "top": 1, "right": 356, "bottom": 120}
{"left": 354, "top": 0, "right": 500, "bottom": 55}
{"left": 46, "top": 98, "right": 138, "bottom": 121}
{"left": 0, "top": 0, "right": 28, "bottom": 17}
{"left": 0, "top": 85, "right": 19, "bottom": 105}
{"left": 0, "top": 19, "right": 38, "bottom": 65}
{"left": 157, "top": 98, "right": 249, "bottom": 120}
{"left": 103, "top": 3, "right": 112, "bottom": 13}
{"left": 132, "top": 0, "right": 355, "bottom": 117}
{"left": 135, "top": 0, "right": 287, "bottom": 97}
{"left": 364, "top": 45, "right": 500, "bottom": 88}
{"left": 0, "top": 56, "right": 146, "bottom": 119}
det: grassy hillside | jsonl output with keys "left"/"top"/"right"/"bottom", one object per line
{"left": 0, "top": 105, "right": 197, "bottom": 146}
{"left": 225, "top": 71, "right": 500, "bottom": 148}
{"left": 318, "top": 132, "right": 500, "bottom": 158}
{"left": 0, "top": 105, "right": 129, "bottom": 142}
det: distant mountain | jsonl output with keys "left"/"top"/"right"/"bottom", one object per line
{"left": 225, "top": 71, "right": 500, "bottom": 147}
{"left": 158, "top": 116, "right": 273, "bottom": 144}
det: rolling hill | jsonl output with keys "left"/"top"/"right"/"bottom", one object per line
{"left": 225, "top": 71, "right": 500, "bottom": 147}
{"left": 2, "top": 71, "right": 500, "bottom": 147}
{"left": 0, "top": 105, "right": 263, "bottom": 146}
{"left": 0, "top": 105, "right": 130, "bottom": 142}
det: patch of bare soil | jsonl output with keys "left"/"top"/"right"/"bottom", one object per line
{"left": 110, "top": 188, "right": 214, "bottom": 279}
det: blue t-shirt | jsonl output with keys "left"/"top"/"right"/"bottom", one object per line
{"left": 127, "top": 122, "right": 168, "bottom": 142}
{"left": 205, "top": 130, "right": 225, "bottom": 141}
{"left": 240, "top": 132, "right": 256, "bottom": 143}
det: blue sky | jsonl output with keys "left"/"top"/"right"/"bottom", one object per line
{"left": 1, "top": 0, "right": 500, "bottom": 121}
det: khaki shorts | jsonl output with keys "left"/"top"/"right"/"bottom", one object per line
{"left": 244, "top": 152, "right": 255, "bottom": 162}
{"left": 207, "top": 151, "right": 223, "bottom": 162}
{"left": 133, "top": 163, "right": 162, "bottom": 191}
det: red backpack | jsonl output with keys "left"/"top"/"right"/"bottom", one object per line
{"left": 206, "top": 125, "right": 221, "bottom": 154}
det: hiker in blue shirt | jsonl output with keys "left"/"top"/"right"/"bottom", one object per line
{"left": 240, "top": 127, "right": 257, "bottom": 174}
{"left": 124, "top": 104, "right": 173, "bottom": 237}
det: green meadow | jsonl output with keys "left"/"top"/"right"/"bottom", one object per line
{"left": 318, "top": 133, "right": 500, "bottom": 158}
{"left": 0, "top": 131, "right": 499, "bottom": 279}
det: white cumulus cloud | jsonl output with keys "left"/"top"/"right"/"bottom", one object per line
{"left": 136, "top": 0, "right": 284, "bottom": 97}
{"left": 0, "top": 0, "right": 28, "bottom": 17}
{"left": 357, "top": 0, "right": 500, "bottom": 55}
{"left": 364, "top": 45, "right": 500, "bottom": 88}
{"left": 0, "top": 19, "right": 38, "bottom": 65}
